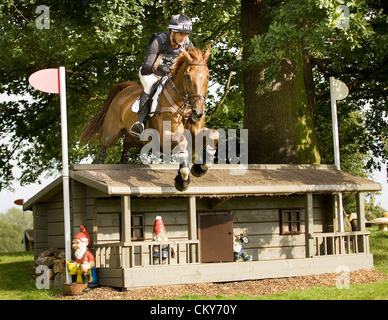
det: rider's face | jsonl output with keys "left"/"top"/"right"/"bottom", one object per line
{"left": 172, "top": 32, "right": 188, "bottom": 46}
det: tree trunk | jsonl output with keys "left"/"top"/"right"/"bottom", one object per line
{"left": 240, "top": 0, "right": 321, "bottom": 164}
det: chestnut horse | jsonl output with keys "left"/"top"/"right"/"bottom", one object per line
{"left": 80, "top": 47, "right": 219, "bottom": 191}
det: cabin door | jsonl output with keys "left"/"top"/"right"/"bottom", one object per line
{"left": 198, "top": 212, "right": 234, "bottom": 263}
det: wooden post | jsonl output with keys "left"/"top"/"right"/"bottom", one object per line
{"left": 332, "top": 194, "right": 339, "bottom": 232}
{"left": 356, "top": 192, "right": 366, "bottom": 253}
{"left": 121, "top": 196, "right": 131, "bottom": 244}
{"left": 305, "top": 193, "right": 314, "bottom": 258}
{"left": 188, "top": 196, "right": 197, "bottom": 263}
{"left": 188, "top": 196, "right": 197, "bottom": 240}
{"left": 356, "top": 192, "right": 366, "bottom": 232}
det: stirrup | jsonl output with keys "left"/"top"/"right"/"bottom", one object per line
{"left": 129, "top": 122, "right": 144, "bottom": 138}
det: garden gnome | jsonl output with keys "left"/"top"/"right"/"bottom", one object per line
{"left": 152, "top": 216, "right": 169, "bottom": 264}
{"left": 70, "top": 225, "right": 98, "bottom": 287}
{"left": 233, "top": 232, "right": 253, "bottom": 262}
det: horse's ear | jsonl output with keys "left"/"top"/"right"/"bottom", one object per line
{"left": 203, "top": 46, "right": 211, "bottom": 63}
{"left": 181, "top": 48, "right": 193, "bottom": 63}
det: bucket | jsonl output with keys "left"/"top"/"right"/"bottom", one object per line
{"left": 66, "top": 260, "right": 78, "bottom": 275}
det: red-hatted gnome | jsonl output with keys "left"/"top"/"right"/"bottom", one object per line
{"left": 69, "top": 225, "right": 98, "bottom": 286}
{"left": 152, "top": 216, "right": 169, "bottom": 264}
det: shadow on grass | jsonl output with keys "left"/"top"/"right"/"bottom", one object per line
{"left": 0, "top": 252, "right": 59, "bottom": 300}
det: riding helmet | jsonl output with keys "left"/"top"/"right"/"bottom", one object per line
{"left": 168, "top": 14, "right": 193, "bottom": 34}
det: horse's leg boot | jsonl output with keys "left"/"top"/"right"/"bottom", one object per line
{"left": 129, "top": 91, "right": 150, "bottom": 137}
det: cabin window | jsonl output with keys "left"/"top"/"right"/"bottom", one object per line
{"left": 279, "top": 209, "right": 302, "bottom": 235}
{"left": 131, "top": 214, "right": 144, "bottom": 241}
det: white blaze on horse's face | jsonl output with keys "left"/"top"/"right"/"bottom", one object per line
{"left": 185, "top": 66, "right": 209, "bottom": 121}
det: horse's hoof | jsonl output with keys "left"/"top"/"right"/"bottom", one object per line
{"left": 174, "top": 174, "right": 190, "bottom": 192}
{"left": 191, "top": 163, "right": 208, "bottom": 177}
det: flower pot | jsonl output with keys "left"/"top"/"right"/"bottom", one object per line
{"left": 63, "top": 283, "right": 87, "bottom": 296}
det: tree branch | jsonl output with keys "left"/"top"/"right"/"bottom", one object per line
{"left": 206, "top": 47, "right": 243, "bottom": 122}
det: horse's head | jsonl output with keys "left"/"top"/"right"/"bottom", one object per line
{"left": 171, "top": 47, "right": 211, "bottom": 122}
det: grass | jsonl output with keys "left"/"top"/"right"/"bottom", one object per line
{"left": 0, "top": 226, "right": 387, "bottom": 300}
{"left": 369, "top": 226, "right": 388, "bottom": 274}
{"left": 0, "top": 252, "right": 59, "bottom": 300}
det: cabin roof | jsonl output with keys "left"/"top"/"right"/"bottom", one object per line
{"left": 23, "top": 164, "right": 382, "bottom": 210}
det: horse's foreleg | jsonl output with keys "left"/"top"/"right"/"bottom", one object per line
{"left": 191, "top": 128, "right": 219, "bottom": 177}
{"left": 178, "top": 150, "right": 190, "bottom": 180}
{"left": 174, "top": 135, "right": 190, "bottom": 191}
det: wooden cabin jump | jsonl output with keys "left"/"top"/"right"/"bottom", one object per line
{"left": 24, "top": 164, "right": 382, "bottom": 289}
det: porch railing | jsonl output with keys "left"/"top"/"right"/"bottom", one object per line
{"left": 312, "top": 231, "right": 370, "bottom": 257}
{"left": 94, "top": 240, "right": 200, "bottom": 268}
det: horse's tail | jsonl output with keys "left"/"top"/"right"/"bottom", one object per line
{"left": 80, "top": 81, "right": 136, "bottom": 145}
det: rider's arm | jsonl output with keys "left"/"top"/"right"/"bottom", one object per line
{"left": 140, "top": 37, "right": 161, "bottom": 76}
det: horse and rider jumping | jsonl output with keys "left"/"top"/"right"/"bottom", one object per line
{"left": 80, "top": 14, "right": 219, "bottom": 191}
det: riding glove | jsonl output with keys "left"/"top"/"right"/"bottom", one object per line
{"left": 157, "top": 63, "right": 172, "bottom": 74}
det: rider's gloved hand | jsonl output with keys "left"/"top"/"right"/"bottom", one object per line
{"left": 157, "top": 63, "right": 172, "bottom": 74}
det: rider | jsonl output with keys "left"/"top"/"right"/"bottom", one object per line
{"left": 129, "top": 14, "right": 195, "bottom": 137}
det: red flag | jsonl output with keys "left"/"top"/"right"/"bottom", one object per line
{"left": 14, "top": 199, "right": 24, "bottom": 206}
{"left": 28, "top": 68, "right": 60, "bottom": 94}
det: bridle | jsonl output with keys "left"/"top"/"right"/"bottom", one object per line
{"left": 168, "top": 61, "right": 208, "bottom": 117}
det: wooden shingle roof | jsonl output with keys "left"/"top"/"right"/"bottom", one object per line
{"left": 24, "top": 164, "right": 382, "bottom": 210}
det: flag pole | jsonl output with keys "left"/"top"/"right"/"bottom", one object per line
{"left": 59, "top": 66, "right": 72, "bottom": 284}
{"left": 330, "top": 76, "right": 345, "bottom": 233}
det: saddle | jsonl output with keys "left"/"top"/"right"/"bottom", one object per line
{"left": 131, "top": 76, "right": 169, "bottom": 116}
{"left": 131, "top": 75, "right": 191, "bottom": 131}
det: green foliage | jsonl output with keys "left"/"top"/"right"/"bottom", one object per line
{"left": 0, "top": 208, "right": 32, "bottom": 252}
{"left": 0, "top": 221, "right": 23, "bottom": 252}
{"left": 0, "top": 0, "right": 242, "bottom": 189}
{"left": 243, "top": 0, "right": 387, "bottom": 169}
{"left": 0, "top": 0, "right": 386, "bottom": 190}
{"left": 365, "top": 200, "right": 386, "bottom": 219}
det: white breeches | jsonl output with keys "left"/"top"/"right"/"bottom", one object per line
{"left": 139, "top": 68, "right": 161, "bottom": 94}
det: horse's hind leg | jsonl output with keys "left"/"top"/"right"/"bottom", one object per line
{"left": 95, "top": 146, "right": 106, "bottom": 164}
{"left": 120, "top": 132, "right": 134, "bottom": 164}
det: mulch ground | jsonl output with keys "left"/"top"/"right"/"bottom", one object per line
{"left": 60, "top": 269, "right": 387, "bottom": 300}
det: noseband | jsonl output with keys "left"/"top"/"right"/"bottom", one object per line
{"left": 169, "top": 61, "right": 208, "bottom": 116}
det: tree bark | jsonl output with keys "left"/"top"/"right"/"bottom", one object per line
{"left": 240, "top": 0, "right": 321, "bottom": 164}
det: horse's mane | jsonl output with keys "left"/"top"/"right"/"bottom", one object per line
{"left": 170, "top": 47, "right": 204, "bottom": 77}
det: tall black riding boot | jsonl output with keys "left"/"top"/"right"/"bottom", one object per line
{"left": 129, "top": 91, "right": 150, "bottom": 137}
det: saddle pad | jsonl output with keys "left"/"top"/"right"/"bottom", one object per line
{"left": 131, "top": 76, "right": 169, "bottom": 117}
{"left": 131, "top": 98, "right": 140, "bottom": 113}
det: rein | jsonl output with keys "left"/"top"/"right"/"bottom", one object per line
{"left": 159, "top": 61, "right": 208, "bottom": 120}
